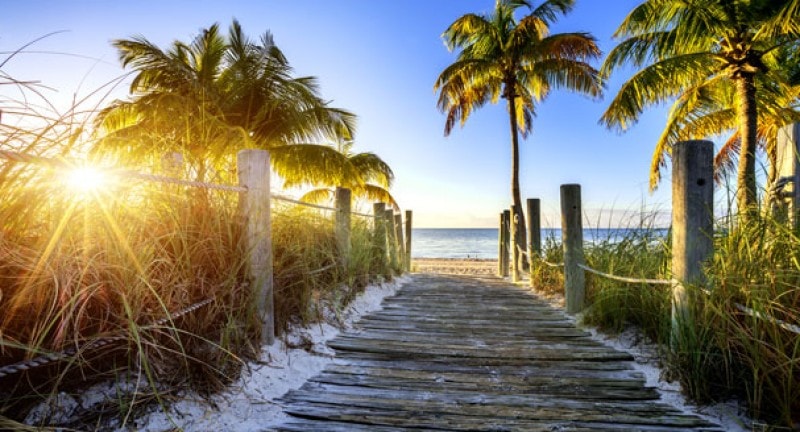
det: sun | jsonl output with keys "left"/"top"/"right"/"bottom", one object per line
{"left": 65, "top": 166, "right": 109, "bottom": 194}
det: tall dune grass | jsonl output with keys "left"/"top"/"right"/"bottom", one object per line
{"left": 1, "top": 83, "right": 395, "bottom": 428}
{"left": 532, "top": 211, "right": 800, "bottom": 427}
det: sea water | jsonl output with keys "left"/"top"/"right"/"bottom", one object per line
{"left": 411, "top": 228, "right": 667, "bottom": 259}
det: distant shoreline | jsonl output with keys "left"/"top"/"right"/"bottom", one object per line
{"left": 412, "top": 257, "right": 497, "bottom": 275}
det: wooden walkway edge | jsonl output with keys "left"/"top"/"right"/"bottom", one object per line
{"left": 273, "top": 274, "right": 721, "bottom": 431}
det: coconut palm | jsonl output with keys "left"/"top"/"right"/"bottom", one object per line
{"left": 298, "top": 140, "right": 397, "bottom": 209}
{"left": 601, "top": 0, "right": 800, "bottom": 218}
{"left": 95, "top": 20, "right": 357, "bottom": 184}
{"left": 435, "top": 0, "right": 602, "bottom": 279}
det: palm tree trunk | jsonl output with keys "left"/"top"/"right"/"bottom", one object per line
{"left": 507, "top": 96, "right": 527, "bottom": 281}
{"left": 735, "top": 73, "right": 758, "bottom": 220}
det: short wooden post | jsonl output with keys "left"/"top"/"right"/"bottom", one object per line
{"left": 671, "top": 140, "right": 714, "bottom": 344}
{"left": 237, "top": 149, "right": 274, "bottom": 345}
{"left": 501, "top": 210, "right": 511, "bottom": 277}
{"left": 404, "top": 210, "right": 413, "bottom": 271}
{"left": 373, "top": 202, "right": 387, "bottom": 270}
{"left": 561, "top": 184, "right": 585, "bottom": 314}
{"left": 527, "top": 198, "right": 541, "bottom": 287}
{"left": 394, "top": 213, "right": 405, "bottom": 272}
{"left": 384, "top": 209, "right": 398, "bottom": 271}
{"left": 161, "top": 152, "right": 184, "bottom": 177}
{"left": 335, "top": 187, "right": 352, "bottom": 270}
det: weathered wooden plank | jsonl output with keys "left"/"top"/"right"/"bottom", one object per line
{"left": 280, "top": 402, "right": 719, "bottom": 431}
{"left": 279, "top": 384, "right": 715, "bottom": 427}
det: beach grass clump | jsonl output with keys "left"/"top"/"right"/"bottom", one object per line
{"left": 703, "top": 217, "right": 800, "bottom": 425}
{"left": 534, "top": 212, "right": 799, "bottom": 427}
{"left": 0, "top": 121, "right": 392, "bottom": 428}
{"left": 530, "top": 235, "right": 564, "bottom": 296}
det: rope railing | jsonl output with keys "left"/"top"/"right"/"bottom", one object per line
{"left": 576, "top": 263, "right": 672, "bottom": 286}
{"left": 0, "top": 149, "right": 247, "bottom": 193}
{"left": 540, "top": 259, "right": 564, "bottom": 268}
{"left": 270, "top": 192, "right": 376, "bottom": 218}
{"left": 0, "top": 297, "right": 214, "bottom": 379}
{"left": 734, "top": 303, "right": 800, "bottom": 335}
{"left": 533, "top": 253, "right": 797, "bottom": 335}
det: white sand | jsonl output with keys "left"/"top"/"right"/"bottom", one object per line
{"left": 120, "top": 275, "right": 409, "bottom": 431}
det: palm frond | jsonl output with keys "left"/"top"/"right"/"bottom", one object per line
{"left": 299, "top": 188, "right": 334, "bottom": 204}
{"left": 270, "top": 144, "right": 362, "bottom": 189}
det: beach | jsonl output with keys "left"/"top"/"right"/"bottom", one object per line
{"left": 412, "top": 257, "right": 498, "bottom": 275}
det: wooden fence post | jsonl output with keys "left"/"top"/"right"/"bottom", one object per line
{"left": 404, "top": 210, "right": 413, "bottom": 272}
{"left": 335, "top": 187, "right": 352, "bottom": 271}
{"left": 384, "top": 209, "right": 398, "bottom": 272}
{"left": 373, "top": 203, "right": 387, "bottom": 270}
{"left": 671, "top": 140, "right": 714, "bottom": 344}
{"left": 497, "top": 213, "right": 504, "bottom": 277}
{"left": 502, "top": 210, "right": 511, "bottom": 277}
{"left": 237, "top": 149, "right": 274, "bottom": 346}
{"left": 775, "top": 123, "right": 800, "bottom": 230}
{"left": 510, "top": 205, "right": 521, "bottom": 282}
{"left": 394, "top": 213, "right": 405, "bottom": 272}
{"left": 527, "top": 198, "right": 541, "bottom": 287}
{"left": 561, "top": 184, "right": 585, "bottom": 314}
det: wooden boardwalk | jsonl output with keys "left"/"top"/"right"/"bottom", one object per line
{"left": 274, "top": 274, "right": 720, "bottom": 431}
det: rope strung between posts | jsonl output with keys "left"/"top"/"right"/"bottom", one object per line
{"left": 540, "top": 259, "right": 564, "bottom": 268}
{"left": 0, "top": 298, "right": 214, "bottom": 379}
{"left": 695, "top": 286, "right": 796, "bottom": 335}
{"left": 535, "top": 251, "right": 797, "bottom": 335}
{"left": 307, "top": 263, "right": 338, "bottom": 275}
{"left": 0, "top": 149, "right": 247, "bottom": 193}
{"left": 270, "top": 192, "right": 384, "bottom": 218}
{"left": 577, "top": 263, "right": 672, "bottom": 285}
{"left": 733, "top": 303, "right": 800, "bottom": 335}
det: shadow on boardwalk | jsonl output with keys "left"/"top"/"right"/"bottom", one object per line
{"left": 274, "top": 274, "right": 720, "bottom": 431}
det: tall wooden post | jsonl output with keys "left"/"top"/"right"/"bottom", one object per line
{"left": 501, "top": 210, "right": 511, "bottom": 277}
{"left": 527, "top": 198, "right": 541, "bottom": 287}
{"left": 561, "top": 184, "right": 585, "bottom": 314}
{"left": 510, "top": 205, "right": 521, "bottom": 282}
{"left": 373, "top": 203, "right": 387, "bottom": 271}
{"left": 775, "top": 124, "right": 800, "bottom": 230}
{"left": 335, "top": 187, "right": 352, "bottom": 271}
{"left": 237, "top": 150, "right": 274, "bottom": 345}
{"left": 394, "top": 213, "right": 405, "bottom": 273}
{"left": 671, "top": 140, "right": 714, "bottom": 344}
{"left": 384, "top": 209, "right": 398, "bottom": 272}
{"left": 404, "top": 210, "right": 413, "bottom": 272}
{"left": 497, "top": 213, "right": 504, "bottom": 277}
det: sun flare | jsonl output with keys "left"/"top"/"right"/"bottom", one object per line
{"left": 66, "top": 166, "right": 108, "bottom": 194}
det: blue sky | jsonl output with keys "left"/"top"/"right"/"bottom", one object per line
{"left": 2, "top": 0, "right": 680, "bottom": 227}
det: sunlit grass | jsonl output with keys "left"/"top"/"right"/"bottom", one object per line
{"left": 1, "top": 83, "right": 395, "bottom": 430}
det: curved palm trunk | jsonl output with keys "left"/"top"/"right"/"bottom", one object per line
{"left": 506, "top": 95, "right": 527, "bottom": 281}
{"left": 735, "top": 73, "right": 758, "bottom": 220}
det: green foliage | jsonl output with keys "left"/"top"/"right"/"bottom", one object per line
{"left": 602, "top": 0, "right": 800, "bottom": 208}
{"left": 436, "top": 0, "right": 602, "bottom": 261}
{"left": 534, "top": 212, "right": 800, "bottom": 427}
{"left": 94, "top": 20, "right": 358, "bottom": 185}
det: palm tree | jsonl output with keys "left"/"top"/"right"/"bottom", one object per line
{"left": 435, "top": 0, "right": 602, "bottom": 279}
{"left": 298, "top": 140, "right": 397, "bottom": 209}
{"left": 94, "top": 20, "right": 358, "bottom": 184}
{"left": 601, "top": 0, "right": 800, "bottom": 218}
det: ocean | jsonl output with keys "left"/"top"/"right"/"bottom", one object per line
{"left": 411, "top": 228, "right": 667, "bottom": 259}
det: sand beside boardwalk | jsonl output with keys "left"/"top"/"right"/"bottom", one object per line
{"left": 412, "top": 258, "right": 498, "bottom": 275}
